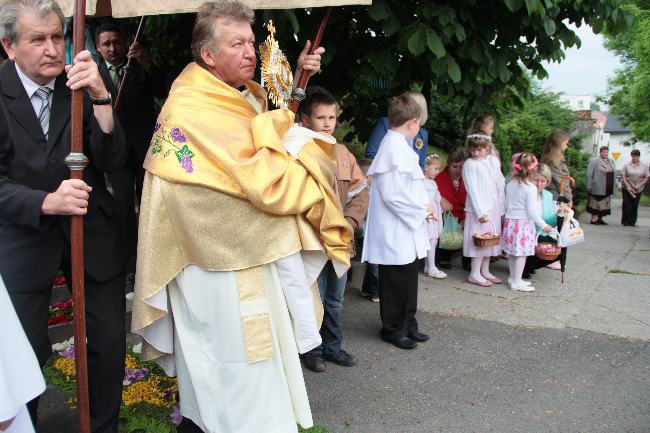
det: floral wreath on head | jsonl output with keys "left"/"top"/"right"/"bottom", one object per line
{"left": 425, "top": 153, "right": 440, "bottom": 163}
{"left": 466, "top": 133, "right": 492, "bottom": 142}
{"left": 511, "top": 152, "right": 539, "bottom": 176}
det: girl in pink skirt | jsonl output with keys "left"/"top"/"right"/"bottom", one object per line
{"left": 503, "top": 153, "right": 553, "bottom": 292}
{"left": 462, "top": 132, "right": 503, "bottom": 287}
{"left": 423, "top": 155, "right": 447, "bottom": 279}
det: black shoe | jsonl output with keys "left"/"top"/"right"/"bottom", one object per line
{"left": 300, "top": 349, "right": 326, "bottom": 372}
{"left": 360, "top": 291, "right": 380, "bottom": 303}
{"left": 599, "top": 220, "right": 607, "bottom": 225}
{"left": 408, "top": 331, "right": 429, "bottom": 342}
{"left": 323, "top": 349, "right": 357, "bottom": 367}
{"left": 381, "top": 334, "right": 417, "bottom": 350}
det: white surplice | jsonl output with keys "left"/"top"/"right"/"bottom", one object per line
{"left": 362, "top": 130, "right": 430, "bottom": 265}
{"left": 0, "top": 276, "right": 46, "bottom": 433}
{"left": 138, "top": 251, "right": 322, "bottom": 433}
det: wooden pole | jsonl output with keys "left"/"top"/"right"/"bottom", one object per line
{"left": 65, "top": 2, "right": 91, "bottom": 432}
{"left": 289, "top": 7, "right": 332, "bottom": 113}
{"left": 113, "top": 15, "right": 148, "bottom": 111}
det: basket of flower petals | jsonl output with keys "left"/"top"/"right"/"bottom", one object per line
{"left": 535, "top": 241, "right": 561, "bottom": 261}
{"left": 472, "top": 220, "right": 501, "bottom": 248}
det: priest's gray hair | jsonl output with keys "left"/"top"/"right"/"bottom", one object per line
{"left": 0, "top": 0, "right": 65, "bottom": 43}
{"left": 192, "top": 0, "right": 255, "bottom": 67}
{"left": 404, "top": 91, "right": 428, "bottom": 126}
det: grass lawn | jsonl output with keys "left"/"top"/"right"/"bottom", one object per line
{"left": 300, "top": 426, "right": 329, "bottom": 433}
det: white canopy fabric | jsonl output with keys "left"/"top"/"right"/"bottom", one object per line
{"left": 57, "top": 0, "right": 371, "bottom": 18}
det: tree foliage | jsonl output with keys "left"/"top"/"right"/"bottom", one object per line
{"left": 494, "top": 86, "right": 589, "bottom": 204}
{"left": 604, "top": 0, "right": 650, "bottom": 143}
{"left": 108, "top": 1, "right": 629, "bottom": 146}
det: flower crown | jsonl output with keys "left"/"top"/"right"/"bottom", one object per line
{"left": 466, "top": 133, "right": 492, "bottom": 142}
{"left": 511, "top": 152, "right": 539, "bottom": 173}
{"left": 425, "top": 153, "right": 440, "bottom": 162}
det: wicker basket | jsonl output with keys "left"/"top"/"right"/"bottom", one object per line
{"left": 472, "top": 220, "right": 501, "bottom": 248}
{"left": 534, "top": 232, "right": 561, "bottom": 261}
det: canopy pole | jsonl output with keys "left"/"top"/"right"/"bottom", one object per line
{"left": 114, "top": 15, "right": 148, "bottom": 111}
{"left": 289, "top": 6, "right": 332, "bottom": 113}
{"left": 65, "top": 1, "right": 91, "bottom": 432}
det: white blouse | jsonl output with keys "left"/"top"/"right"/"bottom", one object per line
{"left": 505, "top": 180, "right": 547, "bottom": 228}
{"left": 462, "top": 157, "right": 500, "bottom": 217}
{"left": 362, "top": 130, "right": 430, "bottom": 265}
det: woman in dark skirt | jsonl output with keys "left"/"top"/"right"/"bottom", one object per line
{"left": 586, "top": 146, "right": 616, "bottom": 225}
{"left": 621, "top": 149, "right": 649, "bottom": 226}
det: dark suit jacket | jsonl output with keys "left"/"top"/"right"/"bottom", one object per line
{"left": 98, "top": 60, "right": 167, "bottom": 163}
{"left": 0, "top": 61, "right": 128, "bottom": 293}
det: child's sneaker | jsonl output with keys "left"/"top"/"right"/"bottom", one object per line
{"left": 508, "top": 277, "right": 531, "bottom": 286}
{"left": 510, "top": 281, "right": 535, "bottom": 292}
{"left": 425, "top": 269, "right": 448, "bottom": 279}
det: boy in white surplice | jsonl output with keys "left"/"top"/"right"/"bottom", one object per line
{"left": 361, "top": 94, "right": 434, "bottom": 350}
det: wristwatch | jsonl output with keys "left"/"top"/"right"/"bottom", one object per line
{"left": 89, "top": 92, "right": 112, "bottom": 106}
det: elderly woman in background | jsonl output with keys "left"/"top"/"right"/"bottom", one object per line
{"left": 586, "top": 146, "right": 616, "bottom": 225}
{"left": 621, "top": 149, "right": 649, "bottom": 226}
{"left": 542, "top": 129, "right": 573, "bottom": 204}
{"left": 435, "top": 148, "right": 469, "bottom": 270}
{"left": 523, "top": 163, "right": 561, "bottom": 279}
{"left": 365, "top": 91, "right": 429, "bottom": 171}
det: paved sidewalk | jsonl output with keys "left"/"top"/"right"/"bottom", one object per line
{"left": 307, "top": 199, "right": 650, "bottom": 433}
{"left": 413, "top": 197, "right": 650, "bottom": 340}
{"left": 38, "top": 200, "right": 650, "bottom": 433}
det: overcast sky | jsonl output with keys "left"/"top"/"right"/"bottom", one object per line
{"left": 540, "top": 23, "right": 622, "bottom": 98}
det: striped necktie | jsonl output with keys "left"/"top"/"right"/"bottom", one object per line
{"left": 35, "top": 87, "right": 53, "bottom": 138}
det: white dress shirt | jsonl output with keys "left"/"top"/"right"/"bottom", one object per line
{"left": 14, "top": 63, "right": 55, "bottom": 118}
{"left": 362, "top": 130, "right": 430, "bottom": 265}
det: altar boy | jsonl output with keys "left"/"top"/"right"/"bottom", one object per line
{"left": 361, "top": 94, "right": 433, "bottom": 350}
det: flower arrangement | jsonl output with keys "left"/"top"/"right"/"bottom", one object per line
{"left": 48, "top": 299, "right": 74, "bottom": 326}
{"left": 474, "top": 231, "right": 499, "bottom": 240}
{"left": 45, "top": 340, "right": 180, "bottom": 433}
{"left": 46, "top": 339, "right": 330, "bottom": 432}
{"left": 535, "top": 242, "right": 561, "bottom": 261}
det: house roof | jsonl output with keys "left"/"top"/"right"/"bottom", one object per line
{"left": 603, "top": 113, "right": 630, "bottom": 134}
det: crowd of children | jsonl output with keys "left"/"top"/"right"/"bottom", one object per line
{"left": 296, "top": 86, "right": 568, "bottom": 359}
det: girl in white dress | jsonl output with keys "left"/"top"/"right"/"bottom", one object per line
{"left": 423, "top": 155, "right": 447, "bottom": 279}
{"left": 502, "top": 153, "right": 553, "bottom": 292}
{"left": 470, "top": 114, "right": 506, "bottom": 217}
{"left": 462, "top": 132, "right": 503, "bottom": 287}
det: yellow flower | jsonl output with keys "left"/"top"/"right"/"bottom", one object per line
{"left": 125, "top": 354, "right": 139, "bottom": 369}
{"left": 122, "top": 377, "right": 176, "bottom": 408}
{"left": 53, "top": 357, "right": 76, "bottom": 380}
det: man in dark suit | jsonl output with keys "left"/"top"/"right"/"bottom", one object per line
{"left": 95, "top": 23, "right": 167, "bottom": 280}
{"left": 0, "top": 1, "right": 128, "bottom": 432}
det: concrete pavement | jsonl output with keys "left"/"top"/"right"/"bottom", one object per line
{"left": 37, "top": 199, "right": 650, "bottom": 433}
{"left": 308, "top": 198, "right": 650, "bottom": 433}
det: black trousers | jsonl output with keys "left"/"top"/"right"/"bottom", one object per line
{"left": 8, "top": 253, "right": 126, "bottom": 433}
{"left": 438, "top": 248, "right": 471, "bottom": 270}
{"left": 107, "top": 154, "right": 144, "bottom": 275}
{"left": 622, "top": 189, "right": 641, "bottom": 226}
{"left": 378, "top": 260, "right": 420, "bottom": 339}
